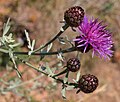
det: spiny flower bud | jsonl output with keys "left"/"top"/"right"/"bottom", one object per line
{"left": 78, "top": 74, "right": 98, "bottom": 93}
{"left": 64, "top": 6, "right": 84, "bottom": 27}
{"left": 67, "top": 58, "right": 80, "bottom": 72}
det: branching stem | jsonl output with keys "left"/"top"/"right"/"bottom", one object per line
{"left": 16, "top": 56, "right": 76, "bottom": 86}
{"left": 32, "top": 24, "right": 69, "bottom": 53}
{"left": 14, "top": 47, "right": 76, "bottom": 56}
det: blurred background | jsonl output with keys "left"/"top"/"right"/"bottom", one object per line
{"left": 0, "top": 0, "right": 120, "bottom": 102}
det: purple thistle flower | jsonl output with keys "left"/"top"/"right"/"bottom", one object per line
{"left": 73, "top": 16, "right": 113, "bottom": 59}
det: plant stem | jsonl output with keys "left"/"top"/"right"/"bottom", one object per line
{"left": 32, "top": 24, "right": 69, "bottom": 53}
{"left": 16, "top": 56, "right": 63, "bottom": 82}
{"left": 16, "top": 57, "right": 76, "bottom": 86}
{"left": 53, "top": 68, "right": 68, "bottom": 77}
{"left": 14, "top": 47, "right": 76, "bottom": 56}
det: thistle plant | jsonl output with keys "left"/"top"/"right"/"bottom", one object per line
{"left": 0, "top": 6, "right": 114, "bottom": 99}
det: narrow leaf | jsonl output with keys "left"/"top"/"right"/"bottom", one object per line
{"left": 9, "top": 50, "right": 22, "bottom": 78}
{"left": 57, "top": 52, "right": 64, "bottom": 61}
{"left": 3, "top": 18, "right": 10, "bottom": 36}
{"left": 61, "top": 87, "right": 66, "bottom": 99}
{"left": 76, "top": 71, "right": 81, "bottom": 82}
{"left": 31, "top": 40, "right": 35, "bottom": 51}
{"left": 0, "top": 48, "right": 8, "bottom": 53}
{"left": 46, "top": 64, "right": 54, "bottom": 76}
{"left": 72, "top": 79, "right": 77, "bottom": 83}
{"left": 9, "top": 43, "right": 20, "bottom": 48}
{"left": 66, "top": 86, "right": 74, "bottom": 90}
{"left": 47, "top": 43, "right": 53, "bottom": 52}
{"left": 25, "top": 30, "right": 31, "bottom": 49}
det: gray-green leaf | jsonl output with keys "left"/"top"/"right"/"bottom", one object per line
{"left": 76, "top": 71, "right": 81, "bottom": 82}
{"left": 47, "top": 43, "right": 53, "bottom": 52}
{"left": 61, "top": 87, "right": 66, "bottom": 99}
{"left": 46, "top": 64, "right": 54, "bottom": 76}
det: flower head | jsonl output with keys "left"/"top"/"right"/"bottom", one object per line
{"left": 73, "top": 16, "right": 113, "bottom": 59}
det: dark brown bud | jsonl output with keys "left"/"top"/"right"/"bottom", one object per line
{"left": 78, "top": 74, "right": 99, "bottom": 93}
{"left": 64, "top": 6, "right": 85, "bottom": 27}
{"left": 67, "top": 58, "right": 80, "bottom": 72}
